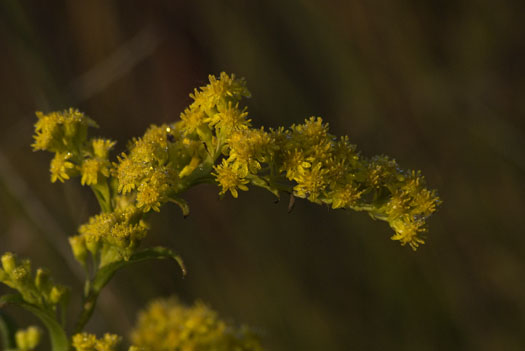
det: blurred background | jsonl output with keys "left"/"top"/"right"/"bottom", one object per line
{"left": 1, "top": 0, "right": 525, "bottom": 350}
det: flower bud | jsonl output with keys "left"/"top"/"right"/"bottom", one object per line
{"left": 35, "top": 268, "right": 52, "bottom": 293}
{"left": 69, "top": 235, "right": 88, "bottom": 266}
{"left": 1, "top": 252, "right": 17, "bottom": 274}
{"left": 15, "top": 326, "right": 41, "bottom": 351}
{"left": 49, "top": 285, "right": 66, "bottom": 304}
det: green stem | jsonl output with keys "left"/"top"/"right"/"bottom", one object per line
{"left": 73, "top": 287, "right": 98, "bottom": 334}
{"left": 90, "top": 180, "right": 112, "bottom": 213}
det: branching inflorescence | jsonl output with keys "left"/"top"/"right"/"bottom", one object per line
{"left": 0, "top": 73, "right": 440, "bottom": 351}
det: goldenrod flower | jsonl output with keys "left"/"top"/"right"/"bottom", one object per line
{"left": 80, "top": 158, "right": 106, "bottom": 186}
{"left": 180, "top": 106, "right": 206, "bottom": 134}
{"left": 92, "top": 138, "right": 116, "bottom": 159}
{"left": 131, "top": 297, "right": 262, "bottom": 351}
{"left": 33, "top": 72, "right": 440, "bottom": 252}
{"left": 213, "top": 159, "right": 249, "bottom": 198}
{"left": 50, "top": 152, "right": 75, "bottom": 183}
{"left": 205, "top": 101, "right": 251, "bottom": 135}
{"left": 114, "top": 153, "right": 145, "bottom": 193}
{"left": 330, "top": 183, "right": 363, "bottom": 209}
{"left": 72, "top": 333, "right": 121, "bottom": 351}
{"left": 0, "top": 252, "right": 67, "bottom": 310}
{"left": 15, "top": 326, "right": 42, "bottom": 351}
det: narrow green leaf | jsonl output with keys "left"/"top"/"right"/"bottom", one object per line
{"left": 0, "top": 294, "right": 68, "bottom": 351}
{"left": 0, "top": 310, "right": 16, "bottom": 350}
{"left": 94, "top": 247, "right": 186, "bottom": 292}
{"left": 74, "top": 247, "right": 186, "bottom": 333}
{"left": 168, "top": 197, "right": 190, "bottom": 218}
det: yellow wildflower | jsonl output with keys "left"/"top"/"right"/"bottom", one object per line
{"left": 136, "top": 169, "right": 172, "bottom": 213}
{"left": 293, "top": 162, "right": 328, "bottom": 201}
{"left": 180, "top": 106, "right": 206, "bottom": 134}
{"left": 15, "top": 326, "right": 42, "bottom": 351}
{"left": 80, "top": 158, "right": 108, "bottom": 186}
{"left": 114, "top": 153, "right": 145, "bottom": 193}
{"left": 72, "top": 333, "right": 121, "bottom": 351}
{"left": 212, "top": 159, "right": 249, "bottom": 198}
{"left": 0, "top": 252, "right": 66, "bottom": 309}
{"left": 50, "top": 152, "right": 75, "bottom": 183}
{"left": 330, "top": 183, "right": 363, "bottom": 209}
{"left": 389, "top": 216, "right": 426, "bottom": 250}
{"left": 205, "top": 101, "right": 251, "bottom": 135}
{"left": 131, "top": 297, "right": 262, "bottom": 351}
{"left": 190, "top": 72, "right": 250, "bottom": 114}
{"left": 92, "top": 138, "right": 116, "bottom": 159}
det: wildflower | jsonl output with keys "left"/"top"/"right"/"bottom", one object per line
{"left": 114, "top": 153, "right": 145, "bottom": 194}
{"left": 136, "top": 168, "right": 172, "bottom": 213}
{"left": 212, "top": 159, "right": 249, "bottom": 198}
{"left": 0, "top": 252, "right": 67, "bottom": 309}
{"left": 72, "top": 333, "right": 97, "bottom": 351}
{"left": 50, "top": 152, "right": 75, "bottom": 182}
{"left": 180, "top": 106, "right": 206, "bottom": 134}
{"left": 131, "top": 297, "right": 262, "bottom": 351}
{"left": 389, "top": 215, "right": 426, "bottom": 250}
{"left": 92, "top": 138, "right": 116, "bottom": 159}
{"left": 33, "top": 72, "right": 440, "bottom": 250}
{"left": 72, "top": 333, "right": 121, "bottom": 351}
{"left": 80, "top": 158, "right": 108, "bottom": 186}
{"left": 32, "top": 109, "right": 97, "bottom": 153}
{"left": 205, "top": 101, "right": 251, "bottom": 135}
{"left": 15, "top": 326, "right": 42, "bottom": 351}
{"left": 330, "top": 183, "right": 363, "bottom": 209}
{"left": 190, "top": 72, "right": 250, "bottom": 114}
{"left": 293, "top": 162, "right": 328, "bottom": 201}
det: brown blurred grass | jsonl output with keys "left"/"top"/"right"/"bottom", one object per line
{"left": 1, "top": 0, "right": 525, "bottom": 350}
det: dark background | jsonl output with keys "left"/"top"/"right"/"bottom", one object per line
{"left": 1, "top": 1, "right": 525, "bottom": 350}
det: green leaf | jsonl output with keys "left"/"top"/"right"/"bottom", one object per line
{"left": 168, "top": 197, "right": 190, "bottom": 218}
{"left": 94, "top": 247, "right": 186, "bottom": 292}
{"left": 0, "top": 310, "right": 16, "bottom": 350}
{"left": 74, "top": 247, "right": 186, "bottom": 334}
{"left": 0, "top": 294, "right": 68, "bottom": 351}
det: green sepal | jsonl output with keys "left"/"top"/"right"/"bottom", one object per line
{"left": 0, "top": 294, "right": 68, "bottom": 351}
{"left": 0, "top": 310, "right": 16, "bottom": 350}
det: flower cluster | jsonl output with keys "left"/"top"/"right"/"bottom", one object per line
{"left": 0, "top": 253, "right": 67, "bottom": 312}
{"left": 2, "top": 71, "right": 443, "bottom": 351}
{"left": 130, "top": 297, "right": 262, "bottom": 351}
{"left": 33, "top": 73, "right": 440, "bottom": 255}
{"left": 32, "top": 108, "right": 114, "bottom": 186}
{"left": 15, "top": 326, "right": 42, "bottom": 351}
{"left": 72, "top": 332, "right": 121, "bottom": 351}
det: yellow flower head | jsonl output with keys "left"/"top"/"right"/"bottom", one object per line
{"left": 114, "top": 153, "right": 146, "bottom": 194}
{"left": 131, "top": 297, "right": 262, "bottom": 351}
{"left": 190, "top": 72, "right": 250, "bottom": 113}
{"left": 212, "top": 159, "right": 249, "bottom": 198}
{"left": 205, "top": 101, "right": 251, "bottom": 136}
{"left": 80, "top": 158, "right": 107, "bottom": 186}
{"left": 0, "top": 253, "right": 66, "bottom": 309}
{"left": 50, "top": 152, "right": 75, "bottom": 183}
{"left": 330, "top": 183, "right": 363, "bottom": 209}
{"left": 72, "top": 333, "right": 121, "bottom": 351}
{"left": 180, "top": 106, "right": 206, "bottom": 135}
{"left": 32, "top": 109, "right": 97, "bottom": 152}
{"left": 33, "top": 73, "right": 440, "bottom": 251}
{"left": 92, "top": 138, "right": 116, "bottom": 159}
{"left": 15, "top": 326, "right": 42, "bottom": 351}
{"left": 136, "top": 168, "right": 173, "bottom": 213}
{"left": 389, "top": 215, "right": 426, "bottom": 250}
